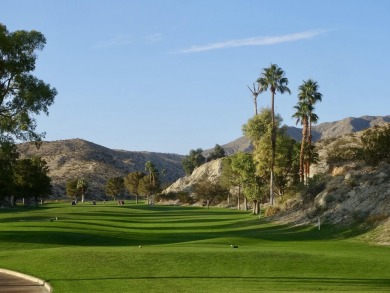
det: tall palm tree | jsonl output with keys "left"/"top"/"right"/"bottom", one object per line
{"left": 257, "top": 64, "right": 291, "bottom": 205}
{"left": 298, "top": 80, "right": 322, "bottom": 179}
{"left": 292, "top": 101, "right": 310, "bottom": 183}
{"left": 298, "top": 79, "right": 322, "bottom": 145}
{"left": 145, "top": 161, "right": 158, "bottom": 205}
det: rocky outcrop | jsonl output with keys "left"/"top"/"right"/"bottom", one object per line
{"left": 275, "top": 162, "right": 390, "bottom": 244}
{"left": 164, "top": 158, "right": 223, "bottom": 194}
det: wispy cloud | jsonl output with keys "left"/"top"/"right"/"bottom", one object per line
{"left": 94, "top": 34, "right": 133, "bottom": 49}
{"left": 173, "top": 30, "right": 327, "bottom": 54}
{"left": 144, "top": 33, "right": 163, "bottom": 43}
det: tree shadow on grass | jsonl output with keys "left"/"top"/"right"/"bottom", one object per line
{"left": 46, "top": 276, "right": 390, "bottom": 290}
{"left": 0, "top": 204, "right": 373, "bottom": 247}
{"left": 0, "top": 221, "right": 347, "bottom": 247}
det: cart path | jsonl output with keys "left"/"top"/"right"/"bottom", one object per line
{"left": 0, "top": 270, "right": 51, "bottom": 293}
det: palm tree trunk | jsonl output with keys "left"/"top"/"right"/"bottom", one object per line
{"left": 237, "top": 185, "right": 241, "bottom": 210}
{"left": 299, "top": 139, "right": 304, "bottom": 183}
{"left": 270, "top": 90, "right": 276, "bottom": 206}
{"left": 299, "top": 120, "right": 307, "bottom": 183}
{"left": 307, "top": 121, "right": 313, "bottom": 180}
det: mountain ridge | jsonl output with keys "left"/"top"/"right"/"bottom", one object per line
{"left": 211, "top": 115, "right": 390, "bottom": 155}
{"left": 17, "top": 138, "right": 185, "bottom": 198}
{"left": 17, "top": 115, "right": 389, "bottom": 199}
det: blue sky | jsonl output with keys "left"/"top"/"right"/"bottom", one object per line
{"left": 2, "top": 0, "right": 389, "bottom": 154}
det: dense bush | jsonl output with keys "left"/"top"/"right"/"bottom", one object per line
{"left": 265, "top": 206, "right": 281, "bottom": 216}
{"left": 326, "top": 145, "right": 361, "bottom": 166}
{"left": 361, "top": 124, "right": 390, "bottom": 165}
{"left": 300, "top": 174, "right": 328, "bottom": 202}
{"left": 156, "top": 191, "right": 194, "bottom": 204}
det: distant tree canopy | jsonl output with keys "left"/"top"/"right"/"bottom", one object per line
{"left": 182, "top": 148, "right": 206, "bottom": 175}
{"left": 207, "top": 144, "right": 226, "bottom": 161}
{"left": 66, "top": 178, "right": 89, "bottom": 202}
{"left": 66, "top": 179, "right": 78, "bottom": 198}
{"left": 105, "top": 177, "right": 125, "bottom": 199}
{"left": 0, "top": 140, "right": 19, "bottom": 197}
{"left": 0, "top": 154, "right": 51, "bottom": 206}
{"left": 124, "top": 171, "right": 146, "bottom": 204}
{"left": 242, "top": 108, "right": 300, "bottom": 201}
{"left": 13, "top": 157, "right": 51, "bottom": 201}
{"left": 0, "top": 23, "right": 57, "bottom": 143}
{"left": 193, "top": 170, "right": 229, "bottom": 209}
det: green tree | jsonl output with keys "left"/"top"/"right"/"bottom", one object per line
{"left": 220, "top": 156, "right": 241, "bottom": 207}
{"left": 243, "top": 109, "right": 298, "bottom": 203}
{"left": 257, "top": 64, "right": 291, "bottom": 205}
{"left": 12, "top": 157, "right": 51, "bottom": 206}
{"left": 182, "top": 148, "right": 206, "bottom": 175}
{"left": 230, "top": 152, "right": 261, "bottom": 213}
{"left": 138, "top": 176, "right": 154, "bottom": 202}
{"left": 0, "top": 139, "right": 19, "bottom": 204}
{"left": 105, "top": 177, "right": 125, "bottom": 200}
{"left": 274, "top": 131, "right": 300, "bottom": 196}
{"left": 208, "top": 144, "right": 226, "bottom": 161}
{"left": 193, "top": 170, "right": 229, "bottom": 209}
{"left": 0, "top": 23, "right": 57, "bottom": 143}
{"left": 124, "top": 171, "right": 146, "bottom": 204}
{"left": 66, "top": 179, "right": 78, "bottom": 199}
{"left": 361, "top": 124, "right": 390, "bottom": 165}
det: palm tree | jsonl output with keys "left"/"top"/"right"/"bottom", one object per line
{"left": 298, "top": 80, "right": 322, "bottom": 179}
{"left": 145, "top": 161, "right": 158, "bottom": 205}
{"left": 257, "top": 64, "right": 291, "bottom": 205}
{"left": 298, "top": 79, "right": 322, "bottom": 144}
{"left": 292, "top": 101, "right": 310, "bottom": 183}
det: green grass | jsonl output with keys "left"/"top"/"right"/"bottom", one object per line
{"left": 0, "top": 202, "right": 389, "bottom": 292}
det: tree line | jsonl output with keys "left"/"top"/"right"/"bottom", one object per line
{"left": 65, "top": 161, "right": 162, "bottom": 204}
{"left": 176, "top": 64, "right": 323, "bottom": 211}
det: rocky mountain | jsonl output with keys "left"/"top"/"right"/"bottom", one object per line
{"left": 209, "top": 115, "right": 390, "bottom": 155}
{"left": 17, "top": 139, "right": 185, "bottom": 198}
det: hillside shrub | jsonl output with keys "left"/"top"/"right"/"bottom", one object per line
{"left": 361, "top": 124, "right": 390, "bottom": 165}
{"left": 326, "top": 146, "right": 362, "bottom": 166}
{"left": 177, "top": 192, "right": 195, "bottom": 204}
{"left": 156, "top": 192, "right": 176, "bottom": 202}
{"left": 300, "top": 174, "right": 328, "bottom": 202}
{"left": 265, "top": 206, "right": 281, "bottom": 216}
{"left": 156, "top": 191, "right": 194, "bottom": 204}
{"left": 352, "top": 210, "right": 370, "bottom": 223}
